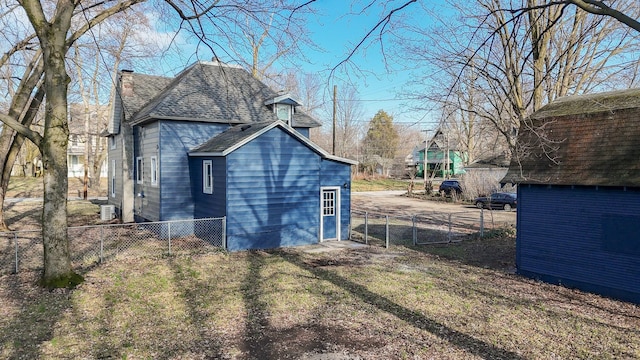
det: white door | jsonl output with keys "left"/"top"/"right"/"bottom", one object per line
{"left": 320, "top": 187, "right": 340, "bottom": 241}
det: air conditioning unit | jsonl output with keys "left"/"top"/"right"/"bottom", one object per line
{"left": 100, "top": 205, "right": 115, "bottom": 221}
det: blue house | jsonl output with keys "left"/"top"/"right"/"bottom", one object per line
{"left": 104, "top": 61, "right": 356, "bottom": 250}
{"left": 502, "top": 88, "right": 640, "bottom": 304}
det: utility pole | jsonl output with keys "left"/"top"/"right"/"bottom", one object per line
{"left": 332, "top": 85, "right": 337, "bottom": 155}
{"left": 421, "top": 130, "right": 428, "bottom": 183}
{"left": 421, "top": 129, "right": 429, "bottom": 194}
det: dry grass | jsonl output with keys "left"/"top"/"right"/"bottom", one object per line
{"left": 352, "top": 178, "right": 409, "bottom": 192}
{"left": 1, "top": 183, "right": 638, "bottom": 359}
{"left": 1, "top": 241, "right": 638, "bottom": 359}
{"left": 6, "top": 176, "right": 107, "bottom": 199}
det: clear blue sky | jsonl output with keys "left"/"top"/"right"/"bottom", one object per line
{"left": 300, "top": 0, "right": 437, "bottom": 130}
{"left": 152, "top": 0, "right": 441, "bottom": 131}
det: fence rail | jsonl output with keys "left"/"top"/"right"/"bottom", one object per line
{"left": 349, "top": 209, "right": 515, "bottom": 248}
{"left": 0, "top": 217, "right": 226, "bottom": 275}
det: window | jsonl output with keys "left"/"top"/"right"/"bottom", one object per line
{"left": 150, "top": 156, "right": 158, "bottom": 186}
{"left": 110, "top": 160, "right": 116, "bottom": 197}
{"left": 203, "top": 160, "right": 213, "bottom": 194}
{"left": 136, "top": 157, "right": 143, "bottom": 184}
{"left": 110, "top": 136, "right": 116, "bottom": 150}
{"left": 276, "top": 103, "right": 291, "bottom": 122}
{"left": 323, "top": 190, "right": 335, "bottom": 216}
{"left": 69, "top": 155, "right": 79, "bottom": 166}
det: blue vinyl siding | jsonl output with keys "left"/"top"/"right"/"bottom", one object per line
{"left": 159, "top": 121, "right": 228, "bottom": 220}
{"left": 225, "top": 127, "right": 321, "bottom": 251}
{"left": 133, "top": 123, "right": 160, "bottom": 221}
{"left": 321, "top": 159, "right": 352, "bottom": 240}
{"left": 294, "top": 127, "right": 309, "bottom": 137}
{"left": 517, "top": 185, "right": 640, "bottom": 304}
{"left": 191, "top": 157, "right": 227, "bottom": 219}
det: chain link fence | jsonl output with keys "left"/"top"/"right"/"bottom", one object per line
{"left": 349, "top": 209, "right": 515, "bottom": 248}
{"left": 0, "top": 217, "right": 226, "bottom": 275}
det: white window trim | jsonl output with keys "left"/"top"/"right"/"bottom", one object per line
{"left": 110, "top": 159, "right": 116, "bottom": 198}
{"left": 203, "top": 160, "right": 213, "bottom": 194}
{"left": 150, "top": 156, "right": 158, "bottom": 186}
{"left": 136, "top": 157, "right": 143, "bottom": 184}
{"left": 110, "top": 136, "right": 116, "bottom": 150}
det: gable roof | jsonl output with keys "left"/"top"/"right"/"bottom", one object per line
{"left": 121, "top": 61, "right": 320, "bottom": 128}
{"left": 465, "top": 154, "right": 510, "bottom": 169}
{"left": 189, "top": 120, "right": 357, "bottom": 165}
{"left": 502, "top": 88, "right": 640, "bottom": 187}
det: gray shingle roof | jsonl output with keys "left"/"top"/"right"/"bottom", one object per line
{"left": 190, "top": 121, "right": 275, "bottom": 153}
{"left": 502, "top": 89, "right": 640, "bottom": 187}
{"left": 120, "top": 73, "right": 173, "bottom": 121}
{"left": 123, "top": 61, "right": 320, "bottom": 128}
{"left": 189, "top": 120, "right": 358, "bottom": 165}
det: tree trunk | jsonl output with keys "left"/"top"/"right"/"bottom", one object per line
{"left": 38, "top": 9, "right": 82, "bottom": 287}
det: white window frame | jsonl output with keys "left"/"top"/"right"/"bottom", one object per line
{"left": 150, "top": 156, "right": 158, "bottom": 186}
{"left": 203, "top": 160, "right": 213, "bottom": 194}
{"left": 136, "top": 157, "right": 143, "bottom": 184}
{"left": 110, "top": 136, "right": 116, "bottom": 150}
{"left": 275, "top": 103, "right": 291, "bottom": 123}
{"left": 110, "top": 159, "right": 116, "bottom": 197}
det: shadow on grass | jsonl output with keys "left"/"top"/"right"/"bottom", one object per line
{"left": 241, "top": 251, "right": 276, "bottom": 358}
{"left": 404, "top": 235, "right": 516, "bottom": 271}
{"left": 0, "top": 272, "right": 71, "bottom": 359}
{"left": 167, "top": 259, "right": 226, "bottom": 359}
{"left": 276, "top": 249, "right": 527, "bottom": 360}
{"left": 4, "top": 204, "right": 41, "bottom": 230}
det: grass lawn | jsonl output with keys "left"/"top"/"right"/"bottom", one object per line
{"left": 352, "top": 178, "right": 409, "bottom": 192}
{"left": 6, "top": 176, "right": 107, "bottom": 199}
{"left": 1, "top": 181, "right": 638, "bottom": 359}
{"left": 1, "top": 238, "right": 638, "bottom": 359}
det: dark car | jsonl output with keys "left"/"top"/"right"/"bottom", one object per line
{"left": 439, "top": 179, "right": 463, "bottom": 195}
{"left": 475, "top": 192, "right": 517, "bottom": 211}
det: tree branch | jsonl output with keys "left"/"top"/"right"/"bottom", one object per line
{"left": 0, "top": 113, "right": 43, "bottom": 147}
{"left": 331, "top": 0, "right": 417, "bottom": 74}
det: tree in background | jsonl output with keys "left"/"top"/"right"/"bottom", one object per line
{"left": 0, "top": 0, "right": 315, "bottom": 288}
{"left": 362, "top": 110, "right": 399, "bottom": 176}
{"left": 397, "top": 0, "right": 640, "bottom": 160}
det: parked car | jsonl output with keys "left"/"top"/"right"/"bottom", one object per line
{"left": 475, "top": 192, "right": 517, "bottom": 211}
{"left": 439, "top": 179, "right": 463, "bottom": 195}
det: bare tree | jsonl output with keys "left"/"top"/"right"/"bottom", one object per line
{"left": 0, "top": 0, "right": 315, "bottom": 288}
{"left": 397, "top": 0, "right": 640, "bottom": 158}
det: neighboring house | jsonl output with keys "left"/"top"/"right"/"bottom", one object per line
{"left": 463, "top": 154, "right": 511, "bottom": 196}
{"left": 410, "top": 129, "right": 466, "bottom": 178}
{"left": 104, "top": 61, "right": 356, "bottom": 251}
{"left": 11, "top": 103, "right": 108, "bottom": 178}
{"left": 67, "top": 103, "right": 109, "bottom": 178}
{"left": 502, "top": 88, "right": 640, "bottom": 304}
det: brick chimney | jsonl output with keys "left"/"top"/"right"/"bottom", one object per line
{"left": 120, "top": 69, "right": 134, "bottom": 97}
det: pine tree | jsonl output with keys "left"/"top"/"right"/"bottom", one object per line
{"left": 362, "top": 110, "right": 399, "bottom": 176}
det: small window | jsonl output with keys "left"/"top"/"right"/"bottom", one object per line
{"left": 110, "top": 136, "right": 116, "bottom": 150}
{"left": 323, "top": 190, "right": 335, "bottom": 216}
{"left": 111, "top": 159, "right": 116, "bottom": 197}
{"left": 203, "top": 160, "right": 213, "bottom": 194}
{"left": 150, "top": 156, "right": 158, "bottom": 186}
{"left": 136, "top": 157, "right": 143, "bottom": 184}
{"left": 276, "top": 103, "right": 291, "bottom": 122}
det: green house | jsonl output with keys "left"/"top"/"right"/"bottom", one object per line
{"left": 414, "top": 130, "right": 466, "bottom": 178}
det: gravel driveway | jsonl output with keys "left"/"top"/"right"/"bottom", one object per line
{"left": 351, "top": 191, "right": 516, "bottom": 227}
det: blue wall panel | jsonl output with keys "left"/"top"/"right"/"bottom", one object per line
{"left": 190, "top": 156, "right": 227, "bottom": 219}
{"left": 225, "top": 127, "right": 321, "bottom": 251}
{"left": 321, "top": 159, "right": 352, "bottom": 240}
{"left": 294, "top": 127, "right": 309, "bottom": 138}
{"left": 517, "top": 185, "right": 640, "bottom": 304}
{"left": 159, "top": 121, "right": 228, "bottom": 220}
